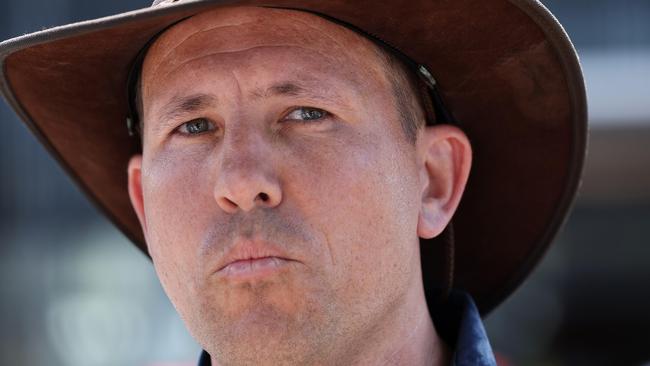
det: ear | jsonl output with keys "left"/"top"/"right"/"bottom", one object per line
{"left": 127, "top": 154, "right": 148, "bottom": 236}
{"left": 416, "top": 125, "right": 472, "bottom": 239}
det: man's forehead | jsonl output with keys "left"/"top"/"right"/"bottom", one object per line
{"left": 148, "top": 6, "right": 372, "bottom": 55}
{"left": 141, "top": 6, "right": 387, "bottom": 92}
{"left": 135, "top": 5, "right": 399, "bottom": 128}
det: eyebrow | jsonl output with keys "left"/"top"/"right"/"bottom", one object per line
{"left": 251, "top": 80, "right": 354, "bottom": 107}
{"left": 255, "top": 82, "right": 307, "bottom": 98}
{"left": 151, "top": 93, "right": 217, "bottom": 134}
{"left": 159, "top": 93, "right": 218, "bottom": 121}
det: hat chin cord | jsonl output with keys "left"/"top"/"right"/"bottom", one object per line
{"left": 438, "top": 221, "right": 456, "bottom": 304}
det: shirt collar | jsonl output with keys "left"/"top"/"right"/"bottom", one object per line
{"left": 429, "top": 290, "right": 498, "bottom": 366}
{"left": 198, "top": 291, "right": 496, "bottom": 366}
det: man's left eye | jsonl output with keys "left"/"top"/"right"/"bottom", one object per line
{"left": 283, "top": 107, "right": 328, "bottom": 122}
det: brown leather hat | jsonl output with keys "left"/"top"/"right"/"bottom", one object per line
{"left": 0, "top": 0, "right": 587, "bottom": 315}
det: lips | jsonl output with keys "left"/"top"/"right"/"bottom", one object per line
{"left": 216, "top": 240, "right": 295, "bottom": 279}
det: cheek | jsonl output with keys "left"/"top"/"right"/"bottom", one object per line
{"left": 287, "top": 129, "right": 420, "bottom": 291}
{"left": 140, "top": 148, "right": 217, "bottom": 292}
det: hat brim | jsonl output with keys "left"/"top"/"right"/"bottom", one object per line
{"left": 0, "top": 0, "right": 587, "bottom": 315}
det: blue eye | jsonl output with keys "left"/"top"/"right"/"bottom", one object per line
{"left": 177, "top": 118, "right": 214, "bottom": 135}
{"left": 284, "top": 107, "right": 328, "bottom": 122}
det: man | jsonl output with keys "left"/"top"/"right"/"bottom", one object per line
{"left": 0, "top": 1, "right": 587, "bottom": 365}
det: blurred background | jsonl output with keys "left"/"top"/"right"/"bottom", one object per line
{"left": 0, "top": 0, "right": 648, "bottom": 365}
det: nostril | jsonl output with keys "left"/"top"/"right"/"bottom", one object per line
{"left": 218, "top": 196, "right": 238, "bottom": 212}
{"left": 257, "top": 192, "right": 270, "bottom": 202}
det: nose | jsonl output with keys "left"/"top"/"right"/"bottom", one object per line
{"left": 213, "top": 129, "right": 282, "bottom": 213}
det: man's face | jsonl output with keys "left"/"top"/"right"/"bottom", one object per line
{"left": 134, "top": 6, "right": 426, "bottom": 365}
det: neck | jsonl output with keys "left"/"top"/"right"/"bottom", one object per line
{"left": 374, "top": 286, "right": 450, "bottom": 366}
{"left": 379, "top": 306, "right": 450, "bottom": 366}
{"left": 328, "top": 273, "right": 450, "bottom": 366}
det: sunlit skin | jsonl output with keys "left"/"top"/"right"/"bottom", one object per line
{"left": 127, "top": 6, "right": 471, "bottom": 366}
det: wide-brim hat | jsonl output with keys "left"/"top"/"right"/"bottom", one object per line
{"left": 0, "top": 0, "right": 587, "bottom": 315}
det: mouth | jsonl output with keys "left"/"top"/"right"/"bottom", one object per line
{"left": 219, "top": 256, "right": 293, "bottom": 279}
{"left": 216, "top": 240, "right": 296, "bottom": 280}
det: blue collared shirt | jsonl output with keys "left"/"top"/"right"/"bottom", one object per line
{"left": 198, "top": 291, "right": 496, "bottom": 366}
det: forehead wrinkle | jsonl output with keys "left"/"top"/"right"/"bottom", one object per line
{"left": 288, "top": 17, "right": 373, "bottom": 57}
{"left": 147, "top": 19, "right": 263, "bottom": 78}
{"left": 154, "top": 54, "right": 363, "bottom": 113}
{"left": 163, "top": 8, "right": 354, "bottom": 58}
{"left": 156, "top": 44, "right": 348, "bottom": 85}
{"left": 146, "top": 43, "right": 365, "bottom": 118}
{"left": 146, "top": 8, "right": 377, "bottom": 81}
{"left": 285, "top": 16, "right": 391, "bottom": 85}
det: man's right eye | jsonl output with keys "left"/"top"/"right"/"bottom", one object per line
{"left": 176, "top": 118, "right": 215, "bottom": 135}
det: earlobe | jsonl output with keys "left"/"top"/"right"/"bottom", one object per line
{"left": 416, "top": 125, "right": 472, "bottom": 239}
{"left": 417, "top": 198, "right": 444, "bottom": 239}
{"left": 127, "top": 154, "right": 147, "bottom": 235}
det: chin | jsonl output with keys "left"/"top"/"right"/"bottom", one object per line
{"left": 189, "top": 281, "right": 338, "bottom": 364}
{"left": 202, "top": 301, "right": 331, "bottom": 366}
